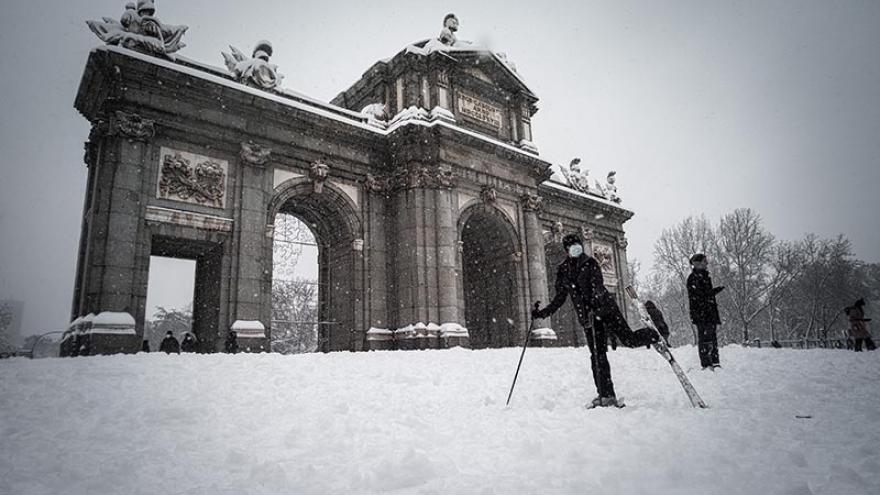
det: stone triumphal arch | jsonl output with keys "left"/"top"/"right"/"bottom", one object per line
{"left": 65, "top": 6, "right": 633, "bottom": 355}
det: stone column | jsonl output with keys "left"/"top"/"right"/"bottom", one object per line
{"left": 231, "top": 155, "right": 272, "bottom": 352}
{"left": 521, "top": 193, "right": 551, "bottom": 334}
{"left": 77, "top": 112, "right": 156, "bottom": 354}
{"left": 435, "top": 187, "right": 460, "bottom": 328}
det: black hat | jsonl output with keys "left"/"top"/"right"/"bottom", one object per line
{"left": 562, "top": 233, "right": 582, "bottom": 249}
{"left": 690, "top": 253, "right": 707, "bottom": 264}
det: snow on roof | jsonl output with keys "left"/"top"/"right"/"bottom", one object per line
{"left": 541, "top": 180, "right": 633, "bottom": 212}
{"left": 401, "top": 39, "right": 535, "bottom": 97}
{"left": 95, "top": 46, "right": 544, "bottom": 163}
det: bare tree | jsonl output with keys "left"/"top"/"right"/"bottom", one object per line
{"left": 713, "top": 208, "right": 775, "bottom": 342}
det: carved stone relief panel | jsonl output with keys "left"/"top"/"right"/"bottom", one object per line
{"left": 157, "top": 147, "right": 228, "bottom": 208}
{"left": 591, "top": 241, "right": 618, "bottom": 287}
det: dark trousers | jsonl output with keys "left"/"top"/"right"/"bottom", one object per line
{"left": 854, "top": 337, "right": 876, "bottom": 351}
{"left": 697, "top": 323, "right": 720, "bottom": 368}
{"left": 586, "top": 320, "right": 615, "bottom": 399}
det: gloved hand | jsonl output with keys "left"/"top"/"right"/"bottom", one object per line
{"left": 531, "top": 301, "right": 545, "bottom": 320}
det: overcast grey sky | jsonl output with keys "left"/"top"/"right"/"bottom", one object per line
{"left": 1, "top": 0, "right": 878, "bottom": 335}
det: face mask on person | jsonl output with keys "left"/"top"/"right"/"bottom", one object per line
{"left": 568, "top": 244, "right": 584, "bottom": 258}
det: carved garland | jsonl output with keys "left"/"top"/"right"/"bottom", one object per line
{"left": 363, "top": 167, "right": 457, "bottom": 193}
{"left": 158, "top": 152, "right": 226, "bottom": 207}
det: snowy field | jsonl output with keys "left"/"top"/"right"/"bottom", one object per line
{"left": 1, "top": 346, "right": 879, "bottom": 495}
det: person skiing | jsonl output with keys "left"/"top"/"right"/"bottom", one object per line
{"left": 686, "top": 254, "right": 724, "bottom": 370}
{"left": 159, "top": 330, "right": 180, "bottom": 354}
{"left": 224, "top": 330, "right": 239, "bottom": 354}
{"left": 532, "top": 233, "right": 657, "bottom": 408}
{"left": 645, "top": 300, "right": 670, "bottom": 346}
{"left": 180, "top": 332, "right": 197, "bottom": 353}
{"left": 845, "top": 298, "right": 875, "bottom": 351}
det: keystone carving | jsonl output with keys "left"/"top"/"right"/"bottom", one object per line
{"left": 480, "top": 185, "right": 497, "bottom": 204}
{"left": 310, "top": 160, "right": 329, "bottom": 193}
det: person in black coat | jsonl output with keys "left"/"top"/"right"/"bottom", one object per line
{"left": 159, "top": 331, "right": 180, "bottom": 354}
{"left": 180, "top": 332, "right": 197, "bottom": 353}
{"left": 224, "top": 330, "right": 239, "bottom": 354}
{"left": 533, "top": 234, "right": 657, "bottom": 408}
{"left": 686, "top": 253, "right": 724, "bottom": 369}
{"left": 644, "top": 300, "right": 670, "bottom": 346}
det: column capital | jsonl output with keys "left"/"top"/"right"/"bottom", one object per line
{"left": 110, "top": 111, "right": 155, "bottom": 141}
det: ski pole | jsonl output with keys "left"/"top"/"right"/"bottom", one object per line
{"left": 506, "top": 302, "right": 541, "bottom": 406}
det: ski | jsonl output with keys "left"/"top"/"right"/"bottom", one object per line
{"left": 625, "top": 285, "right": 709, "bottom": 409}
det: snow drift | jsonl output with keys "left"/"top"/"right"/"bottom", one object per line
{"left": 1, "top": 346, "right": 878, "bottom": 494}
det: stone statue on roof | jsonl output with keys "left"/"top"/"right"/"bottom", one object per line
{"left": 560, "top": 158, "right": 592, "bottom": 194}
{"left": 86, "top": 0, "right": 188, "bottom": 58}
{"left": 439, "top": 13, "right": 459, "bottom": 46}
{"left": 605, "top": 171, "right": 621, "bottom": 203}
{"left": 222, "top": 40, "right": 284, "bottom": 91}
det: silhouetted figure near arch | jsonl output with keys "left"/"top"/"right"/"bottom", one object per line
{"left": 159, "top": 331, "right": 180, "bottom": 354}
{"left": 845, "top": 299, "right": 875, "bottom": 351}
{"left": 180, "top": 332, "right": 197, "bottom": 353}
{"left": 224, "top": 331, "right": 239, "bottom": 354}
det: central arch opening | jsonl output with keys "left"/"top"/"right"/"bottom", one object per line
{"left": 268, "top": 181, "right": 360, "bottom": 352}
{"left": 460, "top": 206, "right": 521, "bottom": 348}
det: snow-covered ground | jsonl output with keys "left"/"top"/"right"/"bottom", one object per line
{"left": 1, "top": 346, "right": 878, "bottom": 495}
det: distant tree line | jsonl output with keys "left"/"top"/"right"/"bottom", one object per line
{"left": 635, "top": 208, "right": 879, "bottom": 346}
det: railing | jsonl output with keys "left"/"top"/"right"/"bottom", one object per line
{"left": 748, "top": 338, "right": 851, "bottom": 349}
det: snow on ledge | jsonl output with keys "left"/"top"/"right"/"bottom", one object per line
{"left": 231, "top": 320, "right": 266, "bottom": 339}
{"left": 89, "top": 312, "right": 136, "bottom": 335}
{"left": 531, "top": 328, "right": 557, "bottom": 340}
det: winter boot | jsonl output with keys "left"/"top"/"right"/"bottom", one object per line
{"left": 599, "top": 396, "right": 625, "bottom": 408}
{"left": 585, "top": 396, "right": 603, "bottom": 409}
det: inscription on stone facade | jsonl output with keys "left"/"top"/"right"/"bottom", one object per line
{"left": 157, "top": 147, "right": 228, "bottom": 208}
{"left": 456, "top": 91, "right": 502, "bottom": 129}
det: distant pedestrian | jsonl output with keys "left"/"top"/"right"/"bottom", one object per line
{"left": 159, "top": 331, "right": 180, "bottom": 354}
{"left": 845, "top": 298, "right": 875, "bottom": 352}
{"left": 224, "top": 330, "right": 239, "bottom": 354}
{"left": 686, "top": 253, "right": 724, "bottom": 370}
{"left": 180, "top": 332, "right": 197, "bottom": 353}
{"left": 645, "top": 300, "right": 670, "bottom": 346}
{"left": 141, "top": 340, "right": 150, "bottom": 353}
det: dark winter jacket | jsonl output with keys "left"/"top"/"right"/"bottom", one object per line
{"left": 159, "top": 335, "right": 180, "bottom": 354}
{"left": 224, "top": 333, "right": 239, "bottom": 354}
{"left": 645, "top": 301, "right": 670, "bottom": 341}
{"left": 845, "top": 305, "right": 871, "bottom": 339}
{"left": 687, "top": 269, "right": 723, "bottom": 325}
{"left": 536, "top": 254, "right": 618, "bottom": 327}
{"left": 180, "top": 335, "right": 197, "bottom": 353}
